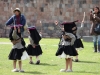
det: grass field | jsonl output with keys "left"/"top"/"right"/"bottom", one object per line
{"left": 0, "top": 38, "right": 100, "bottom": 75}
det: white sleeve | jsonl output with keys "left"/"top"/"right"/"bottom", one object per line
{"left": 28, "top": 36, "right": 35, "bottom": 46}
{"left": 76, "top": 22, "right": 84, "bottom": 38}
{"left": 81, "top": 22, "right": 84, "bottom": 28}
{"left": 65, "top": 32, "right": 76, "bottom": 45}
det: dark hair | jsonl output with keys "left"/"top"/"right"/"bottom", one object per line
{"left": 14, "top": 10, "right": 21, "bottom": 15}
{"left": 29, "top": 29, "right": 41, "bottom": 44}
{"left": 93, "top": 6, "right": 100, "bottom": 14}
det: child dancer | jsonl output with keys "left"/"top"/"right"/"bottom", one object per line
{"left": 73, "top": 21, "right": 84, "bottom": 62}
{"left": 27, "top": 26, "right": 43, "bottom": 65}
{"left": 73, "top": 12, "right": 85, "bottom": 62}
{"left": 8, "top": 25, "right": 29, "bottom": 72}
{"left": 55, "top": 21, "right": 78, "bottom": 72}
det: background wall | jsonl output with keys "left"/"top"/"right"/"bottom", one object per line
{"left": 0, "top": 0, "right": 100, "bottom": 37}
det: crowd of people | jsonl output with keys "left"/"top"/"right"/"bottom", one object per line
{"left": 5, "top": 6, "right": 100, "bottom": 73}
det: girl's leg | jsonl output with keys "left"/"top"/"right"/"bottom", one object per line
{"left": 36, "top": 56, "right": 40, "bottom": 64}
{"left": 69, "top": 58, "right": 72, "bottom": 70}
{"left": 30, "top": 56, "right": 32, "bottom": 62}
{"left": 66, "top": 58, "right": 72, "bottom": 72}
{"left": 75, "top": 50, "right": 79, "bottom": 62}
{"left": 18, "top": 60, "right": 22, "bottom": 70}
{"left": 29, "top": 56, "right": 34, "bottom": 64}
{"left": 36, "top": 56, "right": 40, "bottom": 61}
{"left": 75, "top": 55, "right": 78, "bottom": 60}
{"left": 18, "top": 60, "right": 24, "bottom": 72}
{"left": 12, "top": 60, "right": 19, "bottom": 72}
{"left": 65, "top": 58, "right": 69, "bottom": 70}
{"left": 60, "top": 58, "right": 69, "bottom": 72}
{"left": 13, "top": 60, "right": 17, "bottom": 69}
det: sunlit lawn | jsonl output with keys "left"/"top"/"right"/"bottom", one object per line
{"left": 0, "top": 38, "right": 100, "bottom": 75}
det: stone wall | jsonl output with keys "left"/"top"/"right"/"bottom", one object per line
{"left": 0, "top": 0, "right": 100, "bottom": 37}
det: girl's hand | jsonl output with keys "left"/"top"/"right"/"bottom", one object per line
{"left": 16, "top": 39, "right": 21, "bottom": 43}
{"left": 61, "top": 28, "right": 64, "bottom": 31}
{"left": 28, "top": 30, "right": 30, "bottom": 34}
{"left": 11, "top": 39, "right": 21, "bottom": 45}
{"left": 33, "top": 45, "right": 36, "bottom": 48}
{"left": 72, "top": 27, "right": 76, "bottom": 30}
{"left": 82, "top": 21, "right": 84, "bottom": 23}
{"left": 14, "top": 26, "right": 16, "bottom": 31}
{"left": 63, "top": 35, "right": 71, "bottom": 40}
{"left": 54, "top": 21, "right": 58, "bottom": 25}
{"left": 18, "top": 27, "right": 20, "bottom": 33}
{"left": 11, "top": 40, "right": 16, "bottom": 45}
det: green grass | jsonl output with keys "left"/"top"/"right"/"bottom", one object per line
{"left": 0, "top": 38, "right": 100, "bottom": 75}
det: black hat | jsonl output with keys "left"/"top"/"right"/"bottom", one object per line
{"left": 28, "top": 26, "right": 41, "bottom": 44}
{"left": 61, "top": 20, "right": 78, "bottom": 33}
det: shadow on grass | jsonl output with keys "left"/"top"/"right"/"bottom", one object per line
{"left": 74, "top": 71, "right": 99, "bottom": 74}
{"left": 77, "top": 60, "right": 98, "bottom": 64}
{"left": 24, "top": 71, "right": 46, "bottom": 74}
{"left": 40, "top": 63, "right": 57, "bottom": 66}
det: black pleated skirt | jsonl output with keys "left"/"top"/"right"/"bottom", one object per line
{"left": 27, "top": 44, "right": 42, "bottom": 56}
{"left": 74, "top": 39, "right": 84, "bottom": 49}
{"left": 56, "top": 45, "right": 78, "bottom": 56}
{"left": 9, "top": 48, "right": 25, "bottom": 60}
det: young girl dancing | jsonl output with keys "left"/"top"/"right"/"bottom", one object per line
{"left": 73, "top": 12, "right": 85, "bottom": 62}
{"left": 55, "top": 21, "right": 78, "bottom": 72}
{"left": 7, "top": 25, "right": 29, "bottom": 72}
{"left": 27, "top": 26, "right": 43, "bottom": 65}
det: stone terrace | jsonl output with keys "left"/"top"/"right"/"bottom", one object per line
{"left": 0, "top": 0, "right": 100, "bottom": 37}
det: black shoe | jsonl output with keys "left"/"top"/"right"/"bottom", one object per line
{"left": 36, "top": 60, "right": 40, "bottom": 65}
{"left": 75, "top": 59, "right": 79, "bottom": 62}
{"left": 94, "top": 51, "right": 97, "bottom": 53}
{"left": 94, "top": 45, "right": 97, "bottom": 53}
{"left": 72, "top": 59, "right": 74, "bottom": 61}
{"left": 29, "top": 61, "right": 34, "bottom": 64}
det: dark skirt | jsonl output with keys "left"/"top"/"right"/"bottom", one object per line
{"left": 27, "top": 44, "right": 42, "bottom": 56}
{"left": 9, "top": 48, "right": 25, "bottom": 60}
{"left": 74, "top": 39, "right": 84, "bottom": 49}
{"left": 56, "top": 45, "right": 78, "bottom": 56}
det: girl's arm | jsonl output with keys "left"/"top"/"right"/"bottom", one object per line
{"left": 65, "top": 32, "right": 76, "bottom": 45}
{"left": 11, "top": 39, "right": 21, "bottom": 45}
{"left": 28, "top": 36, "right": 36, "bottom": 48}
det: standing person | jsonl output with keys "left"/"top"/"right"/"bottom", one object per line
{"left": 90, "top": 6, "right": 100, "bottom": 52}
{"left": 27, "top": 26, "right": 42, "bottom": 64}
{"left": 73, "top": 21, "right": 84, "bottom": 62}
{"left": 6, "top": 8, "right": 26, "bottom": 38}
{"left": 73, "top": 13, "right": 85, "bottom": 62}
{"left": 6, "top": 8, "right": 28, "bottom": 72}
{"left": 55, "top": 21, "right": 78, "bottom": 72}
{"left": 6, "top": 8, "right": 26, "bottom": 48}
{"left": 6, "top": 25, "right": 29, "bottom": 72}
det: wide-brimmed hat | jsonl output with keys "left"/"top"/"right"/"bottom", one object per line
{"left": 61, "top": 20, "right": 78, "bottom": 33}
{"left": 13, "top": 8, "right": 21, "bottom": 13}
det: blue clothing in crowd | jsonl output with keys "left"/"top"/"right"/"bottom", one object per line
{"left": 6, "top": 14, "right": 26, "bottom": 32}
